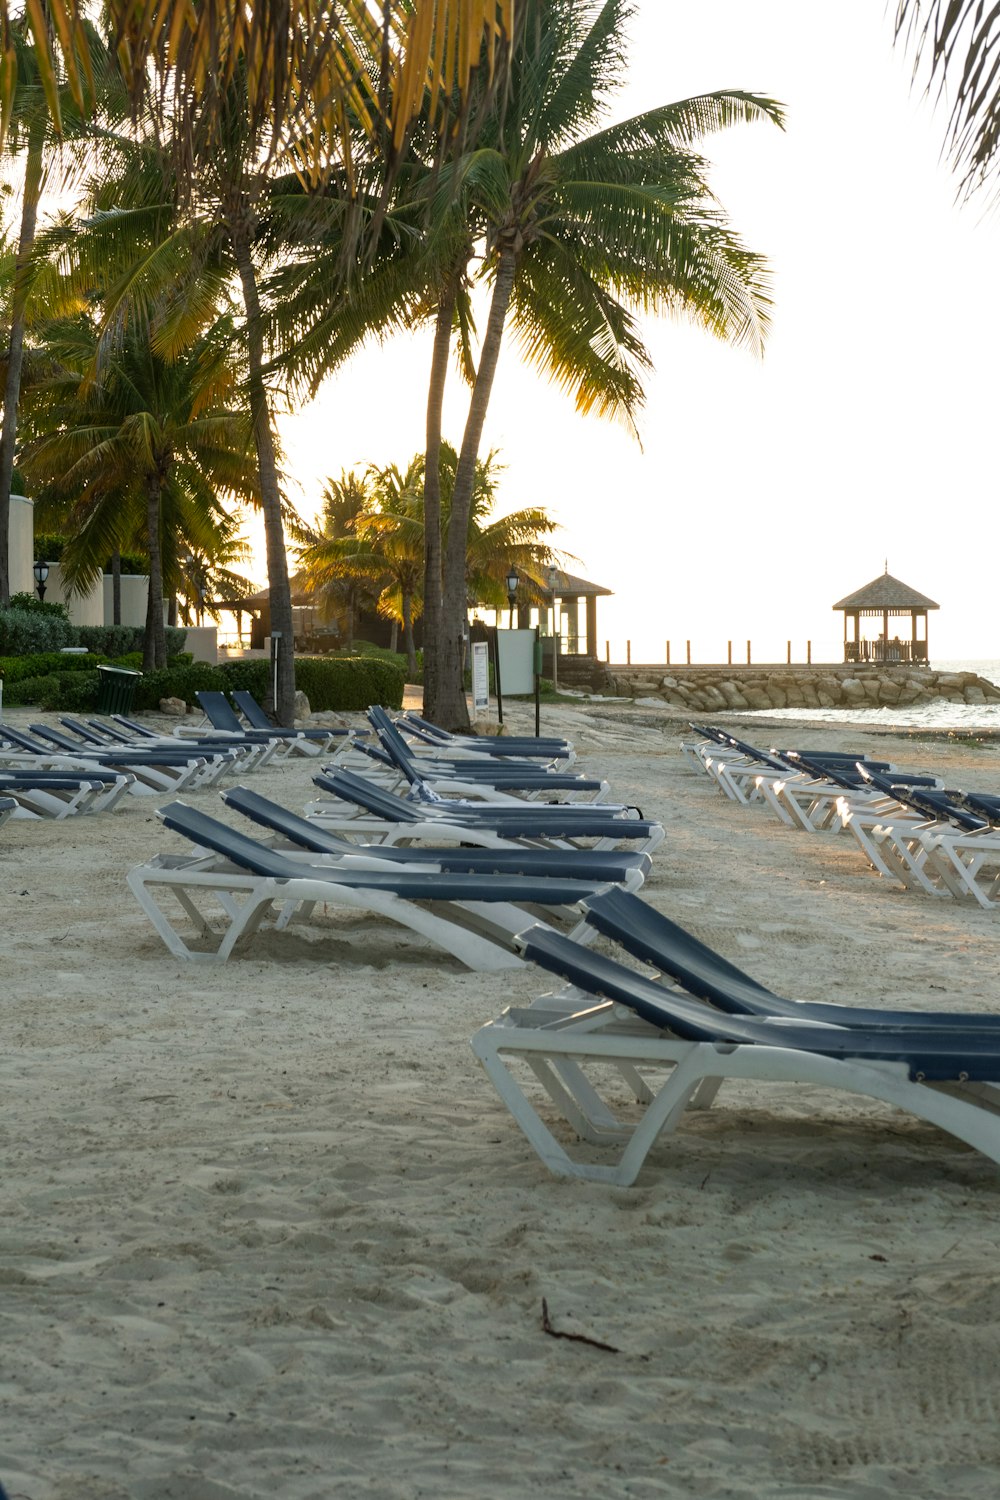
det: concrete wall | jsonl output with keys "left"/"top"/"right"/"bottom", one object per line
{"left": 42, "top": 561, "right": 104, "bottom": 626}
{"left": 8, "top": 495, "right": 34, "bottom": 595}
{"left": 102, "top": 574, "right": 150, "bottom": 628}
{"left": 183, "top": 625, "right": 218, "bottom": 664}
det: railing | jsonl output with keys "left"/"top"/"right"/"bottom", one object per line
{"left": 844, "top": 640, "right": 927, "bottom": 664}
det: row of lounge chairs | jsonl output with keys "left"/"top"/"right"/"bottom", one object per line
{"left": 122, "top": 709, "right": 1000, "bottom": 1185}
{"left": 0, "top": 690, "right": 322, "bottom": 819}
{"left": 127, "top": 709, "right": 664, "bottom": 966}
{"left": 685, "top": 723, "right": 1000, "bottom": 909}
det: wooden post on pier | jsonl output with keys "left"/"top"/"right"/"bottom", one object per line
{"left": 686, "top": 640, "right": 691, "bottom": 665}
{"left": 727, "top": 641, "right": 732, "bottom": 665}
{"left": 787, "top": 641, "right": 791, "bottom": 664}
{"left": 746, "top": 641, "right": 751, "bottom": 664}
{"left": 807, "top": 640, "right": 812, "bottom": 664}
{"left": 665, "top": 641, "right": 670, "bottom": 665}
{"left": 626, "top": 640, "right": 631, "bottom": 664}
{"left": 605, "top": 641, "right": 609, "bottom": 663}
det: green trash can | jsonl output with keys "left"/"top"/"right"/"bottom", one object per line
{"left": 96, "top": 665, "right": 143, "bottom": 715}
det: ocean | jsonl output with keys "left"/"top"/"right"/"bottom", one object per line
{"left": 741, "top": 660, "right": 1000, "bottom": 731}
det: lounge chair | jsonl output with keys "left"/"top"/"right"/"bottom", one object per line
{"left": 219, "top": 784, "right": 652, "bottom": 887}
{"left": 231, "top": 689, "right": 356, "bottom": 753}
{"left": 127, "top": 800, "right": 617, "bottom": 968}
{"left": 579, "top": 886, "right": 1000, "bottom": 1031}
{"left": 1, "top": 722, "right": 234, "bottom": 794}
{"left": 60, "top": 715, "right": 277, "bottom": 773}
{"left": 0, "top": 794, "right": 17, "bottom": 826}
{"left": 185, "top": 690, "right": 330, "bottom": 759}
{"left": 364, "top": 707, "right": 611, "bottom": 803}
{"left": 471, "top": 919, "right": 1000, "bottom": 1185}
{"left": 306, "top": 768, "right": 666, "bottom": 854}
{"left": 395, "top": 710, "right": 575, "bottom": 763}
{"left": 0, "top": 768, "right": 133, "bottom": 818}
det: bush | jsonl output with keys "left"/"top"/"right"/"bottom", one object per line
{"left": 75, "top": 624, "right": 188, "bottom": 658}
{"left": 1, "top": 648, "right": 404, "bottom": 713}
{"left": 0, "top": 609, "right": 78, "bottom": 654}
{"left": 291, "top": 656, "right": 404, "bottom": 711}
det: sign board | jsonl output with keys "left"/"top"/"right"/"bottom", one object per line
{"left": 495, "top": 628, "right": 536, "bottom": 696}
{"left": 471, "top": 640, "right": 490, "bottom": 713}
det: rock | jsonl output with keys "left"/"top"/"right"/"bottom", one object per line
{"left": 293, "top": 689, "right": 312, "bottom": 720}
{"left": 159, "top": 696, "right": 188, "bottom": 716}
{"left": 840, "top": 678, "right": 867, "bottom": 702}
{"left": 964, "top": 686, "right": 986, "bottom": 702}
{"left": 635, "top": 695, "right": 667, "bottom": 707}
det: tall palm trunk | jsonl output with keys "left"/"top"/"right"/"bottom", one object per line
{"left": 143, "top": 476, "right": 168, "bottom": 670}
{"left": 111, "top": 548, "right": 122, "bottom": 625}
{"left": 0, "top": 121, "right": 45, "bottom": 605}
{"left": 436, "top": 244, "right": 518, "bottom": 730}
{"left": 421, "top": 275, "right": 458, "bottom": 720}
{"left": 401, "top": 591, "right": 418, "bottom": 680}
{"left": 231, "top": 218, "right": 296, "bottom": 725}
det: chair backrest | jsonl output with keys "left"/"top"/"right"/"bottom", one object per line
{"left": 0, "top": 723, "right": 49, "bottom": 753}
{"left": 223, "top": 786, "right": 354, "bottom": 854}
{"left": 196, "top": 691, "right": 245, "bottom": 733}
{"left": 232, "top": 690, "right": 277, "bottom": 731}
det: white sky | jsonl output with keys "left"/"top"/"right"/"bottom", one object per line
{"left": 267, "top": 0, "right": 1000, "bottom": 664}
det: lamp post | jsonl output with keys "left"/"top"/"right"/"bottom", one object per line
{"left": 33, "top": 560, "right": 49, "bottom": 602}
{"left": 547, "top": 564, "right": 559, "bottom": 693}
{"left": 505, "top": 566, "right": 519, "bottom": 628}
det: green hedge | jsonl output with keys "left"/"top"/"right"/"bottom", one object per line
{"left": 76, "top": 624, "right": 188, "bottom": 658}
{"left": 0, "top": 648, "right": 404, "bottom": 712}
{"left": 0, "top": 605, "right": 76, "bottom": 654}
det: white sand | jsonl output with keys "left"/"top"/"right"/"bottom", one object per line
{"left": 4, "top": 702, "right": 1000, "bottom": 1499}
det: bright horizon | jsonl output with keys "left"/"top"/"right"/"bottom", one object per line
{"left": 257, "top": 0, "right": 1000, "bottom": 665}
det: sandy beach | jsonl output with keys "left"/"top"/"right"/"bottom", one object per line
{"left": 4, "top": 699, "right": 1000, "bottom": 1499}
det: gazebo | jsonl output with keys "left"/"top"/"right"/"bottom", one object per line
{"left": 833, "top": 567, "right": 939, "bottom": 665}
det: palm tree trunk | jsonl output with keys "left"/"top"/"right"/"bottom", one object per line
{"left": 436, "top": 245, "right": 517, "bottom": 730}
{"left": 111, "top": 548, "right": 122, "bottom": 625}
{"left": 230, "top": 219, "right": 296, "bottom": 725}
{"left": 421, "top": 274, "right": 458, "bottom": 721}
{"left": 143, "top": 477, "right": 168, "bottom": 671}
{"left": 0, "top": 123, "right": 45, "bottom": 605}
{"left": 401, "top": 593, "right": 417, "bottom": 680}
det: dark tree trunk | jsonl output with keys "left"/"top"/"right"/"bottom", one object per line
{"left": 0, "top": 124, "right": 45, "bottom": 605}
{"left": 401, "top": 592, "right": 417, "bottom": 681}
{"left": 436, "top": 246, "right": 518, "bottom": 730}
{"left": 231, "top": 219, "right": 296, "bottom": 725}
{"left": 143, "top": 477, "right": 168, "bottom": 671}
{"left": 421, "top": 275, "right": 458, "bottom": 722}
{"left": 111, "top": 549, "right": 122, "bottom": 626}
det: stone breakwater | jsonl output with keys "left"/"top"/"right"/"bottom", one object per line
{"left": 604, "top": 665, "right": 1000, "bottom": 713}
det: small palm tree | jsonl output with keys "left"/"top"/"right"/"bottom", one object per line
{"left": 21, "top": 312, "right": 259, "bottom": 669}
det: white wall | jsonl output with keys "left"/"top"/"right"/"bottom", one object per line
{"left": 183, "top": 625, "right": 217, "bottom": 664}
{"left": 8, "top": 495, "right": 34, "bottom": 595}
{"left": 103, "top": 574, "right": 154, "bottom": 628}
{"left": 42, "top": 561, "right": 104, "bottom": 626}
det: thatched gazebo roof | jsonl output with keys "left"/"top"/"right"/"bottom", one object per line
{"left": 833, "top": 571, "right": 939, "bottom": 612}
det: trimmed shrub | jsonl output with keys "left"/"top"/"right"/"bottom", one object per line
{"left": 0, "top": 605, "right": 76, "bottom": 655}
{"left": 0, "top": 651, "right": 105, "bottom": 683}
{"left": 132, "top": 661, "right": 229, "bottom": 710}
{"left": 291, "top": 656, "right": 404, "bottom": 711}
{"left": 75, "top": 624, "right": 188, "bottom": 658}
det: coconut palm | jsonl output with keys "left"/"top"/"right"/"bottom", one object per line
{"left": 296, "top": 442, "right": 558, "bottom": 680}
{"left": 0, "top": 15, "right": 121, "bottom": 605}
{"left": 292, "top": 469, "right": 382, "bottom": 652}
{"left": 20, "top": 311, "right": 259, "bottom": 669}
{"left": 415, "top": 0, "right": 784, "bottom": 727}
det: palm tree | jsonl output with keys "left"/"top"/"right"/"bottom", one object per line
{"left": 413, "top": 0, "right": 783, "bottom": 727}
{"left": 6, "top": 2, "right": 524, "bottom": 722}
{"left": 296, "top": 442, "right": 558, "bottom": 680}
{"left": 894, "top": 2, "right": 1000, "bottom": 201}
{"left": 292, "top": 469, "right": 381, "bottom": 652}
{"left": 0, "top": 15, "right": 119, "bottom": 604}
{"left": 20, "top": 312, "right": 259, "bottom": 669}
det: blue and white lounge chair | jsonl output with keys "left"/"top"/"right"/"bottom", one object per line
{"left": 472, "top": 916, "right": 1000, "bottom": 1184}
{"left": 231, "top": 690, "right": 356, "bottom": 753}
{"left": 128, "top": 800, "right": 619, "bottom": 968}
{"left": 219, "top": 784, "right": 652, "bottom": 887}
{"left": 306, "top": 768, "right": 665, "bottom": 854}
{"left": 1, "top": 722, "right": 234, "bottom": 794}
{"left": 0, "top": 767, "right": 133, "bottom": 818}
{"left": 0, "top": 795, "right": 16, "bottom": 826}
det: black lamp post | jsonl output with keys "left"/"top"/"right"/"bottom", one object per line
{"left": 33, "top": 559, "right": 49, "bottom": 602}
{"left": 505, "top": 566, "right": 519, "bottom": 629}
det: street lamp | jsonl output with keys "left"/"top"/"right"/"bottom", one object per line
{"left": 33, "top": 559, "right": 49, "bottom": 602}
{"left": 505, "top": 566, "right": 519, "bottom": 628}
